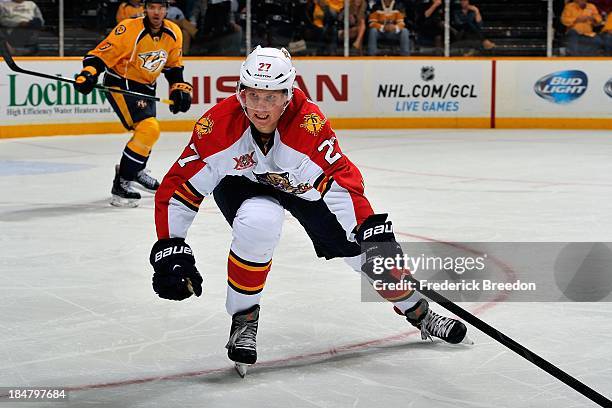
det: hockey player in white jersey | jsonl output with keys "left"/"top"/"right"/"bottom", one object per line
{"left": 149, "top": 46, "right": 470, "bottom": 377}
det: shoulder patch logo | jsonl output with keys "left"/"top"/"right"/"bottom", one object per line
{"left": 138, "top": 49, "right": 168, "bottom": 72}
{"left": 115, "top": 24, "right": 126, "bottom": 36}
{"left": 98, "top": 41, "right": 112, "bottom": 51}
{"left": 195, "top": 116, "right": 214, "bottom": 139}
{"left": 300, "top": 113, "right": 327, "bottom": 135}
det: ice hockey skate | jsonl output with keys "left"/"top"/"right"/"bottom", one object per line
{"left": 402, "top": 299, "right": 473, "bottom": 345}
{"left": 110, "top": 165, "right": 141, "bottom": 208}
{"left": 226, "top": 305, "right": 260, "bottom": 378}
{"left": 133, "top": 168, "right": 160, "bottom": 192}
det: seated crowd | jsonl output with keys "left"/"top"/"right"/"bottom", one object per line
{"left": 2, "top": 0, "right": 611, "bottom": 56}
{"left": 0, "top": 0, "right": 45, "bottom": 55}
{"left": 561, "top": 0, "right": 612, "bottom": 55}
{"left": 304, "top": 0, "right": 496, "bottom": 55}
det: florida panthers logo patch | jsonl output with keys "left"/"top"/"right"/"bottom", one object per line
{"left": 138, "top": 50, "right": 168, "bottom": 72}
{"left": 194, "top": 116, "right": 214, "bottom": 139}
{"left": 233, "top": 152, "right": 256, "bottom": 170}
{"left": 254, "top": 172, "right": 312, "bottom": 195}
{"left": 300, "top": 113, "right": 327, "bottom": 135}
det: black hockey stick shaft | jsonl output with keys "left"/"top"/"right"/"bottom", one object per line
{"left": 410, "top": 278, "right": 611, "bottom": 407}
{"left": 0, "top": 40, "right": 172, "bottom": 104}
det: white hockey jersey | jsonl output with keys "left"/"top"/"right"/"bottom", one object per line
{"left": 155, "top": 88, "right": 373, "bottom": 239}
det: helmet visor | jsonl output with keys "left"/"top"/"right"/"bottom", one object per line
{"left": 238, "top": 88, "right": 288, "bottom": 111}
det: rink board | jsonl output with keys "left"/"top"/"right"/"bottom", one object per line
{"left": 0, "top": 57, "right": 610, "bottom": 138}
{"left": 495, "top": 59, "right": 612, "bottom": 128}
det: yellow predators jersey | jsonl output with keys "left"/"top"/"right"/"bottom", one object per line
{"left": 88, "top": 17, "right": 183, "bottom": 85}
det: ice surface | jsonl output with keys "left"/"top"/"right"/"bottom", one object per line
{"left": 0, "top": 129, "right": 611, "bottom": 407}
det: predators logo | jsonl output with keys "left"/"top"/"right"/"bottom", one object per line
{"left": 195, "top": 116, "right": 214, "bottom": 139}
{"left": 300, "top": 113, "right": 327, "bottom": 135}
{"left": 115, "top": 24, "right": 126, "bottom": 36}
{"left": 138, "top": 50, "right": 168, "bottom": 72}
{"left": 254, "top": 172, "right": 312, "bottom": 195}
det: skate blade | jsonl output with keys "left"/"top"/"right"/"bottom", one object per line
{"left": 234, "top": 363, "right": 250, "bottom": 378}
{"left": 110, "top": 195, "right": 140, "bottom": 208}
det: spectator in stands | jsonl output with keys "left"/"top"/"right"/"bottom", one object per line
{"left": 311, "top": 0, "right": 343, "bottom": 54}
{"left": 416, "top": 0, "right": 444, "bottom": 49}
{"left": 312, "top": 0, "right": 344, "bottom": 28}
{"left": 451, "top": 0, "right": 495, "bottom": 54}
{"left": 367, "top": 0, "right": 410, "bottom": 56}
{"left": 183, "top": 0, "right": 196, "bottom": 19}
{"left": 190, "top": 0, "right": 206, "bottom": 27}
{"left": 338, "top": 0, "right": 367, "bottom": 52}
{"left": 562, "top": 0, "right": 611, "bottom": 20}
{"left": 167, "top": 0, "right": 198, "bottom": 55}
{"left": 191, "top": 0, "right": 241, "bottom": 55}
{"left": 577, "top": 0, "right": 612, "bottom": 15}
{"left": 304, "top": 0, "right": 344, "bottom": 55}
{"left": 0, "top": 0, "right": 44, "bottom": 56}
{"left": 561, "top": 0, "right": 604, "bottom": 55}
{"left": 601, "top": 11, "right": 612, "bottom": 53}
{"left": 116, "top": 0, "right": 144, "bottom": 23}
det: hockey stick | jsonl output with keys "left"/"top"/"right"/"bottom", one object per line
{"left": 407, "top": 276, "right": 611, "bottom": 407}
{"left": 0, "top": 40, "right": 173, "bottom": 105}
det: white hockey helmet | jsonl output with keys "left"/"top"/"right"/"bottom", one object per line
{"left": 237, "top": 46, "right": 297, "bottom": 108}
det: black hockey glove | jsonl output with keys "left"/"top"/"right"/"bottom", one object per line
{"left": 150, "top": 238, "right": 203, "bottom": 301}
{"left": 355, "top": 214, "right": 405, "bottom": 281}
{"left": 169, "top": 82, "right": 193, "bottom": 114}
{"left": 73, "top": 66, "right": 99, "bottom": 95}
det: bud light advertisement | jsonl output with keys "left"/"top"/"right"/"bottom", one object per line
{"left": 534, "top": 70, "right": 588, "bottom": 104}
{"left": 605, "top": 78, "right": 612, "bottom": 99}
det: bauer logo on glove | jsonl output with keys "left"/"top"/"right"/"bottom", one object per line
{"left": 150, "top": 238, "right": 203, "bottom": 301}
{"left": 361, "top": 222, "right": 394, "bottom": 241}
{"left": 153, "top": 245, "right": 193, "bottom": 262}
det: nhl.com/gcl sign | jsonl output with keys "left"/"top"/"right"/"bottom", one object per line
{"left": 534, "top": 70, "right": 588, "bottom": 104}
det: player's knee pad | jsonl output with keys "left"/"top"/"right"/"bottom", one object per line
{"left": 226, "top": 197, "right": 283, "bottom": 299}
{"left": 231, "top": 197, "right": 284, "bottom": 263}
{"left": 127, "top": 117, "right": 160, "bottom": 157}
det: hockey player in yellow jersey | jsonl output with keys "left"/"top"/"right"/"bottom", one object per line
{"left": 73, "top": 0, "right": 193, "bottom": 207}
